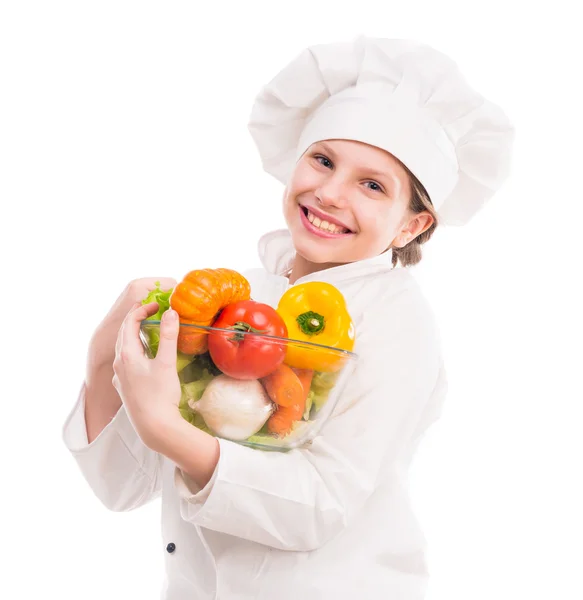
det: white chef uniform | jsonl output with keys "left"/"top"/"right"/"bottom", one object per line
{"left": 63, "top": 35, "right": 514, "bottom": 599}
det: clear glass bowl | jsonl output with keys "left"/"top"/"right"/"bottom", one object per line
{"left": 139, "top": 320, "right": 358, "bottom": 451}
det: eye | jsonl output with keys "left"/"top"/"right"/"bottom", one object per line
{"left": 313, "top": 154, "right": 333, "bottom": 169}
{"left": 364, "top": 181, "right": 385, "bottom": 193}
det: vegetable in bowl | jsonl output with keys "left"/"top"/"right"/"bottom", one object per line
{"left": 140, "top": 322, "right": 356, "bottom": 451}
{"left": 138, "top": 269, "right": 357, "bottom": 451}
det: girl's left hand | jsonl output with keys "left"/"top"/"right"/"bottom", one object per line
{"left": 112, "top": 301, "right": 182, "bottom": 451}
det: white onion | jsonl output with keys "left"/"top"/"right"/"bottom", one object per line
{"left": 190, "top": 375, "right": 275, "bottom": 440}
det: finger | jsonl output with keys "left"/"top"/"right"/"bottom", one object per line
{"left": 155, "top": 309, "right": 179, "bottom": 368}
{"left": 119, "top": 301, "right": 160, "bottom": 360}
{"left": 116, "top": 302, "right": 140, "bottom": 357}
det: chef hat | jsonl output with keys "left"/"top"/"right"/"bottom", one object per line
{"left": 247, "top": 36, "right": 515, "bottom": 226}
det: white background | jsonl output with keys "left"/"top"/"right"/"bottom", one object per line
{"left": 1, "top": 1, "right": 581, "bottom": 598}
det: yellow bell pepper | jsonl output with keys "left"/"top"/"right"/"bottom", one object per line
{"left": 276, "top": 282, "right": 355, "bottom": 372}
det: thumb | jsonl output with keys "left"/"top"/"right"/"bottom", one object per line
{"left": 155, "top": 309, "right": 179, "bottom": 368}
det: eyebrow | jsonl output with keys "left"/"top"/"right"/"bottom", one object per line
{"left": 315, "top": 142, "right": 400, "bottom": 194}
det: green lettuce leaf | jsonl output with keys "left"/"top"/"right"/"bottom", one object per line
{"left": 142, "top": 281, "right": 173, "bottom": 321}
{"left": 303, "top": 390, "right": 314, "bottom": 420}
{"left": 307, "top": 371, "right": 339, "bottom": 414}
{"left": 178, "top": 370, "right": 215, "bottom": 433}
{"left": 139, "top": 281, "right": 174, "bottom": 356}
{"left": 145, "top": 328, "right": 161, "bottom": 357}
{"left": 177, "top": 352, "right": 194, "bottom": 373}
{"left": 180, "top": 352, "right": 222, "bottom": 382}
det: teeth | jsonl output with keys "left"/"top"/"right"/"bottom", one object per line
{"left": 306, "top": 209, "right": 348, "bottom": 234}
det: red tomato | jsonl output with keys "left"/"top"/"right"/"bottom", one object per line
{"left": 208, "top": 300, "right": 288, "bottom": 379}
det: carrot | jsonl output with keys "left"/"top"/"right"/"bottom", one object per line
{"left": 266, "top": 402, "right": 304, "bottom": 436}
{"left": 261, "top": 364, "right": 311, "bottom": 437}
{"left": 260, "top": 364, "right": 304, "bottom": 409}
{"left": 291, "top": 368, "right": 313, "bottom": 400}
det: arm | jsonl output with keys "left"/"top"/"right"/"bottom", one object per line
{"left": 62, "top": 278, "right": 176, "bottom": 512}
{"left": 84, "top": 356, "right": 123, "bottom": 444}
{"left": 162, "top": 291, "right": 446, "bottom": 551}
{"left": 62, "top": 362, "right": 164, "bottom": 512}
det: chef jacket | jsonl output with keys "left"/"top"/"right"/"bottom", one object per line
{"left": 62, "top": 229, "right": 448, "bottom": 599}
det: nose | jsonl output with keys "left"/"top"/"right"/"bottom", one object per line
{"left": 315, "top": 175, "right": 349, "bottom": 208}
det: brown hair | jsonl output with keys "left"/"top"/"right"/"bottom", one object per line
{"left": 391, "top": 166, "right": 439, "bottom": 268}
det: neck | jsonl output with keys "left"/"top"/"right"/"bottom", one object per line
{"left": 287, "top": 253, "right": 344, "bottom": 284}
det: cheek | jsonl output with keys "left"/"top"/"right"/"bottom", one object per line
{"left": 357, "top": 204, "right": 389, "bottom": 231}
{"left": 282, "top": 187, "right": 302, "bottom": 230}
{"left": 282, "top": 168, "right": 316, "bottom": 214}
{"left": 282, "top": 188, "right": 297, "bottom": 217}
{"left": 356, "top": 205, "right": 394, "bottom": 245}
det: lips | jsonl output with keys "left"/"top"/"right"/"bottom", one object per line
{"left": 299, "top": 204, "right": 354, "bottom": 233}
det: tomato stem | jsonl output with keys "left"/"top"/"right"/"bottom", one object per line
{"left": 296, "top": 311, "right": 325, "bottom": 336}
{"left": 228, "top": 321, "right": 268, "bottom": 342}
{"left": 230, "top": 321, "right": 267, "bottom": 334}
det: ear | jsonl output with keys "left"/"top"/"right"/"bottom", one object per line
{"left": 394, "top": 212, "right": 434, "bottom": 248}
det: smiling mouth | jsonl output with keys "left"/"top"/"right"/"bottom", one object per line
{"left": 300, "top": 206, "right": 353, "bottom": 234}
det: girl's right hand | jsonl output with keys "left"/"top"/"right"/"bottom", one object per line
{"left": 87, "top": 277, "right": 177, "bottom": 370}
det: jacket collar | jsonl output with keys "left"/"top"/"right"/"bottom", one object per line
{"left": 257, "top": 229, "right": 397, "bottom": 285}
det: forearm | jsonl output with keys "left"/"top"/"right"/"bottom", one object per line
{"left": 84, "top": 356, "right": 122, "bottom": 444}
{"left": 155, "top": 417, "right": 220, "bottom": 489}
{"left": 63, "top": 375, "right": 164, "bottom": 512}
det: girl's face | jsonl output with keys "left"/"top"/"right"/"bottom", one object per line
{"left": 283, "top": 139, "right": 431, "bottom": 269}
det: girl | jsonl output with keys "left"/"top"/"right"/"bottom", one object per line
{"left": 63, "top": 36, "right": 514, "bottom": 599}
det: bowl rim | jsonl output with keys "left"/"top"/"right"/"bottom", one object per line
{"left": 140, "top": 319, "right": 358, "bottom": 358}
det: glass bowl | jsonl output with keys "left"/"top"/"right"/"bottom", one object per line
{"left": 139, "top": 320, "right": 358, "bottom": 451}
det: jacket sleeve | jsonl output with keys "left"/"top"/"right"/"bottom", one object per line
{"left": 62, "top": 381, "right": 164, "bottom": 512}
{"left": 174, "top": 288, "right": 448, "bottom": 551}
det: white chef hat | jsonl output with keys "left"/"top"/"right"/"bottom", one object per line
{"left": 247, "top": 36, "right": 515, "bottom": 226}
